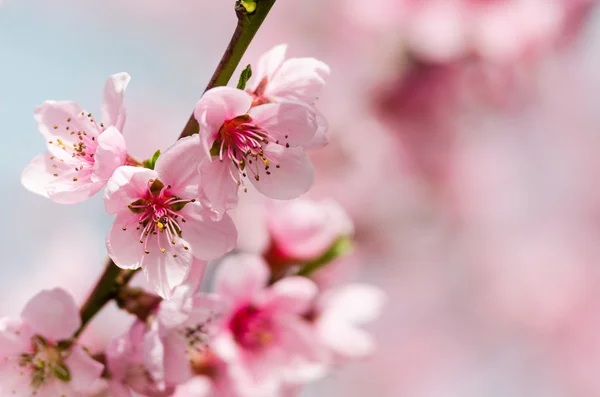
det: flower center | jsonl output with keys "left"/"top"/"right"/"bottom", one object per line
{"left": 19, "top": 335, "right": 71, "bottom": 389}
{"left": 229, "top": 305, "right": 274, "bottom": 350}
{"left": 124, "top": 179, "right": 194, "bottom": 257}
{"left": 212, "top": 115, "right": 284, "bottom": 190}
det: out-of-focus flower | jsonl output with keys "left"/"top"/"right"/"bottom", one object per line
{"left": 106, "top": 322, "right": 173, "bottom": 397}
{"left": 209, "top": 253, "right": 325, "bottom": 395}
{"left": 21, "top": 73, "right": 131, "bottom": 204}
{"left": 265, "top": 198, "right": 353, "bottom": 262}
{"left": 0, "top": 289, "right": 103, "bottom": 396}
{"left": 104, "top": 136, "right": 237, "bottom": 299}
{"left": 194, "top": 87, "right": 318, "bottom": 218}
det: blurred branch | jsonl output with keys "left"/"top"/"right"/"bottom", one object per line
{"left": 75, "top": 259, "right": 138, "bottom": 338}
{"left": 74, "top": 0, "right": 276, "bottom": 339}
{"left": 179, "top": 0, "right": 277, "bottom": 139}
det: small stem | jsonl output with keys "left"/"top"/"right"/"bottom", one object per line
{"left": 179, "top": 0, "right": 277, "bottom": 139}
{"left": 75, "top": 258, "right": 138, "bottom": 338}
{"left": 74, "top": 0, "right": 276, "bottom": 340}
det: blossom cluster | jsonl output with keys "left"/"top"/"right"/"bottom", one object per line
{"left": 2, "top": 44, "right": 384, "bottom": 396}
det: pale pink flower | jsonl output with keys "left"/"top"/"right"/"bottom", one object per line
{"left": 266, "top": 198, "right": 354, "bottom": 262}
{"left": 209, "top": 254, "right": 325, "bottom": 395}
{"left": 313, "top": 284, "right": 385, "bottom": 360}
{"left": 247, "top": 44, "right": 330, "bottom": 107}
{"left": 247, "top": 44, "right": 330, "bottom": 150}
{"left": 193, "top": 87, "right": 318, "bottom": 219}
{"left": 0, "top": 289, "right": 103, "bottom": 396}
{"left": 21, "top": 73, "right": 131, "bottom": 204}
{"left": 104, "top": 136, "right": 237, "bottom": 299}
{"left": 105, "top": 322, "right": 173, "bottom": 397}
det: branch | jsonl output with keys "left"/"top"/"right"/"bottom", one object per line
{"left": 74, "top": 0, "right": 276, "bottom": 339}
{"left": 179, "top": 0, "right": 277, "bottom": 139}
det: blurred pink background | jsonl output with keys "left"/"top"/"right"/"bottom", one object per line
{"left": 2, "top": 0, "right": 600, "bottom": 396}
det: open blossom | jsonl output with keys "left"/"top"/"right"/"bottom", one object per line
{"left": 21, "top": 73, "right": 131, "bottom": 204}
{"left": 0, "top": 289, "right": 103, "bottom": 396}
{"left": 194, "top": 87, "right": 318, "bottom": 219}
{"left": 104, "top": 136, "right": 237, "bottom": 299}
{"left": 247, "top": 44, "right": 330, "bottom": 149}
{"left": 209, "top": 254, "right": 325, "bottom": 395}
{"left": 246, "top": 44, "right": 329, "bottom": 107}
{"left": 266, "top": 199, "right": 354, "bottom": 262}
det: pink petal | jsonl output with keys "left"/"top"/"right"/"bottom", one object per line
{"left": 106, "top": 212, "right": 144, "bottom": 270}
{"left": 275, "top": 317, "right": 325, "bottom": 370}
{"left": 214, "top": 254, "right": 269, "bottom": 304}
{"left": 21, "top": 153, "right": 54, "bottom": 198}
{"left": 35, "top": 101, "right": 101, "bottom": 151}
{"left": 172, "top": 378, "right": 212, "bottom": 397}
{"left": 258, "top": 276, "right": 317, "bottom": 315}
{"left": 211, "top": 332, "right": 241, "bottom": 363}
{"left": 101, "top": 72, "right": 131, "bottom": 132}
{"left": 141, "top": 242, "right": 193, "bottom": 299}
{"left": 317, "top": 317, "right": 374, "bottom": 358}
{"left": 320, "top": 284, "right": 385, "bottom": 324}
{"left": 21, "top": 288, "right": 80, "bottom": 341}
{"left": 92, "top": 127, "right": 127, "bottom": 182}
{"left": 48, "top": 179, "right": 104, "bottom": 205}
{"left": 249, "top": 144, "right": 314, "bottom": 199}
{"left": 66, "top": 346, "right": 104, "bottom": 391}
{"left": 104, "top": 166, "right": 158, "bottom": 215}
{"left": 0, "top": 329, "right": 26, "bottom": 357}
{"left": 154, "top": 136, "right": 204, "bottom": 199}
{"left": 302, "top": 109, "right": 329, "bottom": 150}
{"left": 109, "top": 381, "right": 135, "bottom": 397}
{"left": 268, "top": 58, "right": 330, "bottom": 104}
{"left": 179, "top": 203, "right": 238, "bottom": 260}
{"left": 162, "top": 332, "right": 193, "bottom": 386}
{"left": 250, "top": 102, "right": 317, "bottom": 147}
{"left": 143, "top": 327, "right": 166, "bottom": 385}
{"left": 197, "top": 158, "right": 240, "bottom": 221}
{"left": 194, "top": 87, "right": 253, "bottom": 156}
{"left": 252, "top": 44, "right": 287, "bottom": 87}
{"left": 177, "top": 258, "right": 208, "bottom": 296}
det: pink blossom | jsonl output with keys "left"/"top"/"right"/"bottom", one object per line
{"left": 247, "top": 44, "right": 330, "bottom": 150}
{"left": 0, "top": 289, "right": 103, "bottom": 396}
{"left": 209, "top": 254, "right": 326, "bottom": 395}
{"left": 21, "top": 73, "right": 131, "bottom": 204}
{"left": 104, "top": 136, "right": 238, "bottom": 299}
{"left": 313, "top": 284, "right": 385, "bottom": 360}
{"left": 193, "top": 87, "right": 318, "bottom": 219}
{"left": 168, "top": 351, "right": 235, "bottom": 397}
{"left": 265, "top": 198, "right": 354, "bottom": 262}
{"left": 246, "top": 44, "right": 330, "bottom": 107}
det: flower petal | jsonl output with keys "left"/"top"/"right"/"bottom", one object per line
{"left": 92, "top": 127, "right": 127, "bottom": 182}
{"left": 21, "top": 153, "right": 54, "bottom": 198}
{"left": 179, "top": 203, "right": 238, "bottom": 260}
{"left": 268, "top": 57, "right": 330, "bottom": 104}
{"left": 197, "top": 158, "right": 240, "bottom": 221}
{"left": 252, "top": 44, "right": 287, "bottom": 86}
{"left": 172, "top": 377, "right": 212, "bottom": 397}
{"left": 317, "top": 316, "right": 375, "bottom": 358}
{"left": 162, "top": 332, "right": 193, "bottom": 386}
{"left": 66, "top": 346, "right": 105, "bottom": 391}
{"left": 101, "top": 72, "right": 131, "bottom": 132}
{"left": 142, "top": 241, "right": 193, "bottom": 299}
{"left": 155, "top": 136, "right": 204, "bottom": 199}
{"left": 258, "top": 276, "right": 318, "bottom": 314}
{"left": 177, "top": 258, "right": 208, "bottom": 296}
{"left": 21, "top": 288, "right": 80, "bottom": 341}
{"left": 250, "top": 144, "right": 314, "bottom": 200}
{"left": 320, "top": 284, "right": 385, "bottom": 324}
{"left": 35, "top": 101, "right": 101, "bottom": 151}
{"left": 106, "top": 212, "right": 145, "bottom": 270}
{"left": 194, "top": 87, "right": 253, "bottom": 156}
{"left": 250, "top": 102, "right": 317, "bottom": 147}
{"left": 47, "top": 178, "right": 104, "bottom": 205}
{"left": 302, "top": 109, "right": 329, "bottom": 150}
{"left": 214, "top": 254, "right": 269, "bottom": 304}
{"left": 104, "top": 166, "right": 158, "bottom": 215}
